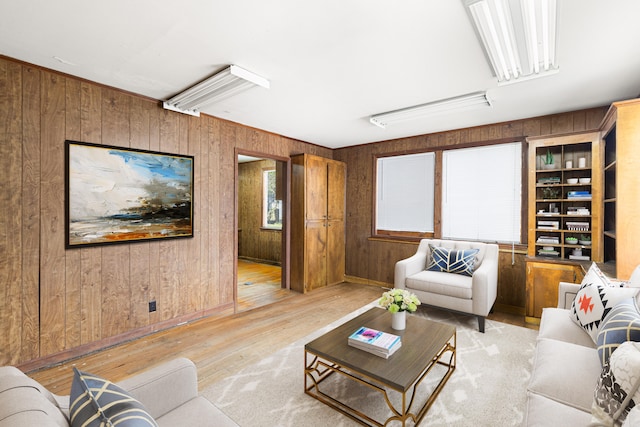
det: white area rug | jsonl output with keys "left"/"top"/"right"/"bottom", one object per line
{"left": 203, "top": 302, "right": 538, "bottom": 426}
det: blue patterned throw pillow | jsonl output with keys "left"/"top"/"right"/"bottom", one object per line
{"left": 426, "top": 245, "right": 479, "bottom": 277}
{"left": 596, "top": 298, "right": 640, "bottom": 366}
{"left": 70, "top": 367, "right": 158, "bottom": 427}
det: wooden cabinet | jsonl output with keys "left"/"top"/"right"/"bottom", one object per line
{"left": 600, "top": 98, "right": 640, "bottom": 280}
{"left": 290, "top": 154, "right": 346, "bottom": 292}
{"left": 525, "top": 259, "right": 584, "bottom": 324}
{"left": 525, "top": 131, "right": 601, "bottom": 324}
{"left": 527, "top": 131, "right": 603, "bottom": 262}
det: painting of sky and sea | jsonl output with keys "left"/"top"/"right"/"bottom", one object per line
{"left": 66, "top": 141, "right": 194, "bottom": 247}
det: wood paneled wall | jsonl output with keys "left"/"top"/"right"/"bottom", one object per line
{"left": 0, "top": 56, "right": 331, "bottom": 367}
{"left": 333, "top": 109, "right": 607, "bottom": 311}
{"left": 238, "top": 159, "right": 282, "bottom": 264}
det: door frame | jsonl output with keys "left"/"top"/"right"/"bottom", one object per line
{"left": 234, "top": 148, "right": 291, "bottom": 308}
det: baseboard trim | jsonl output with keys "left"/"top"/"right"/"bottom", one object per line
{"left": 525, "top": 316, "right": 541, "bottom": 325}
{"left": 344, "top": 275, "right": 390, "bottom": 288}
{"left": 238, "top": 256, "right": 281, "bottom": 266}
{"left": 494, "top": 303, "right": 525, "bottom": 316}
{"left": 18, "top": 302, "right": 235, "bottom": 373}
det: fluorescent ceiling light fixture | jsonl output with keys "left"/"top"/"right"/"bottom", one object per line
{"left": 465, "top": 0, "right": 558, "bottom": 83}
{"left": 163, "top": 65, "right": 269, "bottom": 117}
{"left": 370, "top": 91, "right": 492, "bottom": 129}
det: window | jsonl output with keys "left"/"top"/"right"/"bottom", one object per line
{"left": 376, "top": 152, "right": 435, "bottom": 234}
{"left": 262, "top": 169, "right": 282, "bottom": 229}
{"left": 442, "top": 142, "right": 522, "bottom": 243}
{"left": 374, "top": 142, "right": 523, "bottom": 243}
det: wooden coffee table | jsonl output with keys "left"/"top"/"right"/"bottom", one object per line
{"left": 304, "top": 307, "right": 456, "bottom": 426}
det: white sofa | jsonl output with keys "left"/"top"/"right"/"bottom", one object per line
{"left": 394, "top": 239, "right": 499, "bottom": 332}
{"left": 525, "top": 276, "right": 640, "bottom": 427}
{"left": 0, "top": 358, "right": 238, "bottom": 426}
{"left": 525, "top": 281, "right": 599, "bottom": 426}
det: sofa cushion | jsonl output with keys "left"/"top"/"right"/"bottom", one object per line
{"left": 426, "top": 244, "right": 479, "bottom": 277}
{"left": 155, "top": 396, "right": 238, "bottom": 427}
{"left": 525, "top": 392, "right": 592, "bottom": 427}
{"left": 623, "top": 406, "right": 640, "bottom": 427}
{"left": 592, "top": 341, "right": 640, "bottom": 426}
{"left": 596, "top": 298, "right": 640, "bottom": 366}
{"left": 570, "top": 281, "right": 638, "bottom": 343}
{"left": 527, "top": 338, "right": 602, "bottom": 413}
{"left": 0, "top": 367, "right": 68, "bottom": 427}
{"left": 538, "top": 307, "right": 594, "bottom": 348}
{"left": 70, "top": 367, "right": 158, "bottom": 427}
{"left": 406, "top": 270, "right": 472, "bottom": 299}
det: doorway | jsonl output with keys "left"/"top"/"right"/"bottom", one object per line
{"left": 235, "top": 151, "right": 291, "bottom": 312}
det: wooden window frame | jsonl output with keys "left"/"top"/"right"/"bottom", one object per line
{"left": 372, "top": 138, "right": 528, "bottom": 244}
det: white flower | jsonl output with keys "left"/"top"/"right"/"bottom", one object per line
{"left": 378, "top": 288, "right": 421, "bottom": 313}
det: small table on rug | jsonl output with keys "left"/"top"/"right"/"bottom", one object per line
{"left": 304, "top": 307, "right": 456, "bottom": 426}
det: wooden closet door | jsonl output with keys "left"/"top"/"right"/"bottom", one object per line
{"left": 326, "top": 219, "right": 345, "bottom": 286}
{"left": 305, "top": 155, "right": 328, "bottom": 220}
{"left": 327, "top": 160, "right": 346, "bottom": 221}
{"left": 305, "top": 220, "right": 327, "bottom": 291}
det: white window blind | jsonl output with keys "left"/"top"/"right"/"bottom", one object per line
{"left": 442, "top": 142, "right": 522, "bottom": 243}
{"left": 376, "top": 152, "right": 435, "bottom": 232}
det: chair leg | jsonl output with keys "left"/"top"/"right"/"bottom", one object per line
{"left": 477, "top": 316, "right": 485, "bottom": 333}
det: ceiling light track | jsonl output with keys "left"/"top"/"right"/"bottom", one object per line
{"left": 370, "top": 91, "right": 492, "bottom": 129}
{"left": 465, "top": 0, "right": 558, "bottom": 84}
{"left": 163, "top": 65, "right": 269, "bottom": 117}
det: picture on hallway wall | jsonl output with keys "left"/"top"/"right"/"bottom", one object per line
{"left": 65, "top": 140, "right": 194, "bottom": 248}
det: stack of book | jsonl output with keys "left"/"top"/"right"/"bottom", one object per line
{"left": 538, "top": 247, "right": 560, "bottom": 257}
{"left": 537, "top": 235, "right": 559, "bottom": 244}
{"left": 537, "top": 220, "right": 560, "bottom": 230}
{"left": 538, "top": 176, "right": 560, "bottom": 185}
{"left": 567, "top": 206, "right": 590, "bottom": 216}
{"left": 569, "top": 254, "right": 591, "bottom": 261}
{"left": 567, "top": 190, "right": 591, "bottom": 199}
{"left": 348, "top": 326, "right": 401, "bottom": 359}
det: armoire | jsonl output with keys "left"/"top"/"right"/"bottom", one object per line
{"left": 290, "top": 154, "right": 346, "bottom": 293}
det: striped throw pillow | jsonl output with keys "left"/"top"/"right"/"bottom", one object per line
{"left": 596, "top": 298, "right": 640, "bottom": 365}
{"left": 69, "top": 367, "right": 157, "bottom": 427}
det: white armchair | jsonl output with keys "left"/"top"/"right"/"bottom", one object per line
{"left": 395, "top": 239, "right": 499, "bottom": 332}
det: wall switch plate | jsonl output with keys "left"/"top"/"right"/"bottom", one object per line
{"left": 149, "top": 300, "right": 157, "bottom": 312}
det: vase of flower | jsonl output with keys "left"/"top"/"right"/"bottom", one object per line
{"left": 391, "top": 311, "right": 406, "bottom": 330}
{"left": 378, "top": 288, "right": 421, "bottom": 331}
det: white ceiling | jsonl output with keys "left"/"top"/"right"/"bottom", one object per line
{"left": 1, "top": 1, "right": 639, "bottom": 149}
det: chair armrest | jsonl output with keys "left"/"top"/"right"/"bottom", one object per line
{"left": 558, "top": 281, "right": 581, "bottom": 309}
{"left": 117, "top": 357, "right": 198, "bottom": 420}
{"left": 394, "top": 252, "right": 427, "bottom": 289}
{"left": 470, "top": 254, "right": 499, "bottom": 316}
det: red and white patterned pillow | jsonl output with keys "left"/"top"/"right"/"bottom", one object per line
{"left": 571, "top": 281, "right": 638, "bottom": 343}
{"left": 581, "top": 262, "right": 610, "bottom": 287}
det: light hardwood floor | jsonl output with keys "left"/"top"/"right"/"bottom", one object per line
{"left": 236, "top": 259, "right": 289, "bottom": 312}
{"left": 28, "top": 261, "right": 535, "bottom": 395}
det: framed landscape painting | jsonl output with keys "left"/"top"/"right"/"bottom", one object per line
{"left": 65, "top": 140, "right": 194, "bottom": 248}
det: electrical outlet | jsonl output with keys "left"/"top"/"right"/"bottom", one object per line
{"left": 149, "top": 300, "right": 157, "bottom": 313}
